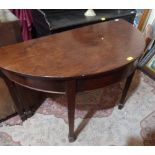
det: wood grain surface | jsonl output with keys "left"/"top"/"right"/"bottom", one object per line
{"left": 0, "top": 19, "right": 145, "bottom": 79}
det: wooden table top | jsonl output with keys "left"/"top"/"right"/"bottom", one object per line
{"left": 0, "top": 19, "right": 145, "bottom": 79}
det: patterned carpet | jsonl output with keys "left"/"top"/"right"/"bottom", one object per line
{"left": 0, "top": 71, "right": 155, "bottom": 145}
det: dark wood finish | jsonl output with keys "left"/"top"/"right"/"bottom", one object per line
{"left": 118, "top": 70, "right": 136, "bottom": 109}
{"left": 1, "top": 74, "right": 26, "bottom": 120}
{"left": 13, "top": 83, "right": 45, "bottom": 119}
{"left": 0, "top": 73, "right": 17, "bottom": 121}
{"left": 67, "top": 80, "right": 76, "bottom": 142}
{"left": 1, "top": 61, "right": 135, "bottom": 94}
{"left": 0, "top": 20, "right": 145, "bottom": 77}
{"left": 0, "top": 19, "right": 145, "bottom": 142}
{"left": 1, "top": 72, "right": 46, "bottom": 120}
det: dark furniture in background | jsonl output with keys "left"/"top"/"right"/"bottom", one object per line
{"left": 0, "top": 9, "right": 22, "bottom": 47}
{"left": 0, "top": 20, "right": 145, "bottom": 142}
{"left": 0, "top": 9, "right": 22, "bottom": 121}
{"left": 32, "top": 9, "right": 136, "bottom": 37}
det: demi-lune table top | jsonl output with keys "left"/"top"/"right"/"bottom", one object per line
{"left": 0, "top": 19, "right": 145, "bottom": 79}
{"left": 0, "top": 19, "right": 146, "bottom": 142}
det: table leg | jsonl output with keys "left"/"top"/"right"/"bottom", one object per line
{"left": 118, "top": 71, "right": 135, "bottom": 109}
{"left": 14, "top": 84, "right": 34, "bottom": 119}
{"left": 2, "top": 76, "right": 27, "bottom": 121}
{"left": 66, "top": 80, "right": 76, "bottom": 142}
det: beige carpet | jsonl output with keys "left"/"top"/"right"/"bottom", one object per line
{"left": 0, "top": 71, "right": 155, "bottom": 145}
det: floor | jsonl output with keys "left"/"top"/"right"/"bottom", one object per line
{"left": 0, "top": 71, "right": 155, "bottom": 145}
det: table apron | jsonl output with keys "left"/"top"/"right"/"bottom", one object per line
{"left": 1, "top": 62, "right": 136, "bottom": 94}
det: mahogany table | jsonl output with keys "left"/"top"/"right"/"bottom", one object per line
{"left": 0, "top": 19, "right": 145, "bottom": 142}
